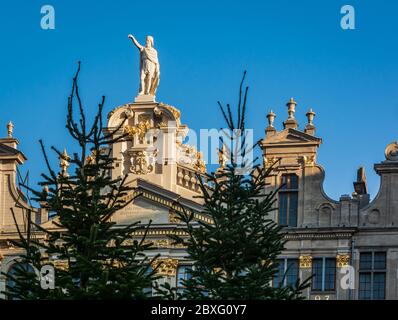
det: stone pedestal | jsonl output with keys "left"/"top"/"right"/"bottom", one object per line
{"left": 134, "top": 94, "right": 156, "bottom": 103}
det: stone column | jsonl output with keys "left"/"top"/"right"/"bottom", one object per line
{"left": 299, "top": 255, "right": 312, "bottom": 299}
{"left": 336, "top": 253, "right": 351, "bottom": 300}
{"left": 158, "top": 123, "right": 177, "bottom": 191}
{"left": 386, "top": 249, "right": 398, "bottom": 299}
{"left": 339, "top": 195, "right": 351, "bottom": 226}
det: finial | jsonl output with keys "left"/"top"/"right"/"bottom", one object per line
{"left": 7, "top": 121, "right": 14, "bottom": 137}
{"left": 384, "top": 141, "right": 398, "bottom": 161}
{"left": 194, "top": 151, "right": 206, "bottom": 173}
{"left": 286, "top": 98, "right": 297, "bottom": 119}
{"left": 86, "top": 149, "right": 97, "bottom": 165}
{"left": 306, "top": 108, "right": 316, "bottom": 125}
{"left": 266, "top": 110, "right": 276, "bottom": 127}
{"left": 42, "top": 185, "right": 49, "bottom": 198}
{"left": 218, "top": 144, "right": 228, "bottom": 169}
{"left": 59, "top": 148, "right": 71, "bottom": 176}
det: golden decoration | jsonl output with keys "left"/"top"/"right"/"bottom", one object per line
{"left": 385, "top": 141, "right": 398, "bottom": 161}
{"left": 261, "top": 259, "right": 273, "bottom": 267}
{"left": 151, "top": 258, "right": 179, "bottom": 276}
{"left": 263, "top": 156, "right": 278, "bottom": 168}
{"left": 110, "top": 260, "right": 123, "bottom": 268}
{"left": 144, "top": 239, "right": 169, "bottom": 248}
{"left": 143, "top": 239, "right": 186, "bottom": 249}
{"left": 7, "top": 121, "right": 13, "bottom": 137}
{"left": 159, "top": 103, "right": 181, "bottom": 120}
{"left": 299, "top": 255, "right": 312, "bottom": 268}
{"left": 130, "top": 150, "right": 153, "bottom": 175}
{"left": 86, "top": 150, "right": 97, "bottom": 165}
{"left": 213, "top": 267, "right": 227, "bottom": 277}
{"left": 303, "top": 155, "right": 316, "bottom": 167}
{"left": 59, "top": 149, "right": 71, "bottom": 176}
{"left": 169, "top": 210, "right": 181, "bottom": 223}
{"left": 124, "top": 116, "right": 152, "bottom": 144}
{"left": 217, "top": 144, "right": 228, "bottom": 169}
{"left": 336, "top": 254, "right": 350, "bottom": 268}
{"left": 193, "top": 151, "right": 206, "bottom": 173}
{"left": 53, "top": 260, "right": 69, "bottom": 271}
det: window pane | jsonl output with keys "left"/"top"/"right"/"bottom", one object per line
{"left": 177, "top": 266, "right": 192, "bottom": 287}
{"left": 279, "top": 194, "right": 288, "bottom": 226}
{"left": 6, "top": 263, "right": 35, "bottom": 300}
{"left": 143, "top": 266, "right": 153, "bottom": 296}
{"left": 373, "top": 273, "right": 386, "bottom": 300}
{"left": 290, "top": 175, "right": 298, "bottom": 189}
{"left": 360, "top": 253, "right": 372, "bottom": 270}
{"left": 374, "top": 252, "right": 386, "bottom": 270}
{"left": 288, "top": 193, "right": 298, "bottom": 227}
{"left": 286, "top": 259, "right": 299, "bottom": 287}
{"left": 324, "top": 258, "right": 336, "bottom": 291}
{"left": 359, "top": 273, "right": 372, "bottom": 300}
{"left": 281, "top": 175, "right": 288, "bottom": 190}
{"left": 311, "top": 258, "right": 323, "bottom": 291}
{"left": 273, "top": 259, "right": 285, "bottom": 288}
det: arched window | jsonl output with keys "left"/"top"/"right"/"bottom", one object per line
{"left": 6, "top": 262, "right": 35, "bottom": 300}
{"left": 278, "top": 174, "right": 298, "bottom": 227}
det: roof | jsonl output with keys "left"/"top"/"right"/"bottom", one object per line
{"left": 0, "top": 141, "right": 27, "bottom": 163}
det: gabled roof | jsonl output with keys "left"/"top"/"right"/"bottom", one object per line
{"left": 40, "top": 177, "right": 208, "bottom": 231}
{"left": 0, "top": 142, "right": 19, "bottom": 155}
{"left": 0, "top": 142, "right": 27, "bottom": 163}
{"left": 134, "top": 178, "right": 204, "bottom": 213}
{"left": 261, "top": 128, "right": 322, "bottom": 147}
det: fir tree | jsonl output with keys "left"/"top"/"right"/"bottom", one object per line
{"left": 169, "top": 72, "right": 310, "bottom": 299}
{"left": 2, "top": 62, "right": 159, "bottom": 299}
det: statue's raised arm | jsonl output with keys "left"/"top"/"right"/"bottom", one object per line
{"left": 128, "top": 34, "right": 160, "bottom": 99}
{"left": 128, "top": 34, "right": 143, "bottom": 50}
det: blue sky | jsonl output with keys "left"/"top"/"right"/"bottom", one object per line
{"left": 0, "top": 0, "right": 397, "bottom": 200}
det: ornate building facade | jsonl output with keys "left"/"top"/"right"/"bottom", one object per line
{"left": 0, "top": 94, "right": 397, "bottom": 300}
{"left": 262, "top": 98, "right": 398, "bottom": 300}
{"left": 0, "top": 41, "right": 397, "bottom": 299}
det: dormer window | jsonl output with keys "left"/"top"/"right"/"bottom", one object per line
{"left": 278, "top": 174, "right": 298, "bottom": 227}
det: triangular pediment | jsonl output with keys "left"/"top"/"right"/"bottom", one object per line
{"left": 39, "top": 197, "right": 172, "bottom": 230}
{"left": 113, "top": 178, "right": 206, "bottom": 225}
{"left": 0, "top": 143, "right": 19, "bottom": 155}
{"left": 112, "top": 196, "right": 170, "bottom": 225}
{"left": 41, "top": 178, "right": 207, "bottom": 230}
{"left": 263, "top": 128, "right": 322, "bottom": 145}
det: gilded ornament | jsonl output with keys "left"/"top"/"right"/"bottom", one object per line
{"left": 151, "top": 258, "right": 179, "bottom": 276}
{"left": 299, "top": 255, "right": 312, "bottom": 268}
{"left": 336, "top": 254, "right": 350, "bottom": 268}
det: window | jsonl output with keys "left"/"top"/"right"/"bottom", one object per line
{"left": 177, "top": 265, "right": 192, "bottom": 293}
{"left": 278, "top": 174, "right": 298, "bottom": 227}
{"left": 359, "top": 252, "right": 386, "bottom": 300}
{"left": 273, "top": 258, "right": 299, "bottom": 288}
{"left": 6, "top": 263, "right": 35, "bottom": 300}
{"left": 143, "top": 266, "right": 154, "bottom": 296}
{"left": 312, "top": 258, "right": 336, "bottom": 291}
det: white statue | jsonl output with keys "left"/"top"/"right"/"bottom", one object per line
{"left": 128, "top": 34, "right": 160, "bottom": 97}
